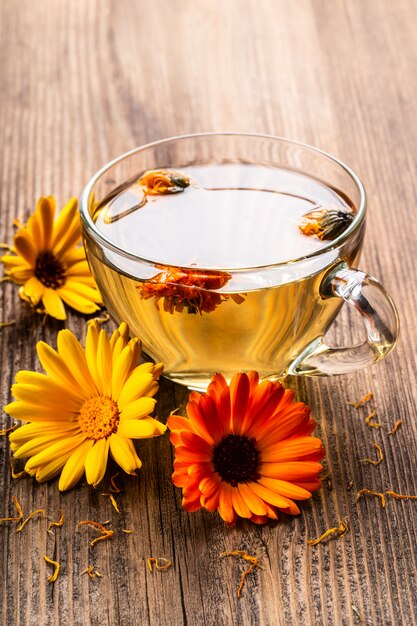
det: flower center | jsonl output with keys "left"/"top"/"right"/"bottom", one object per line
{"left": 212, "top": 434, "right": 260, "bottom": 486}
{"left": 78, "top": 397, "right": 120, "bottom": 440}
{"left": 34, "top": 251, "right": 66, "bottom": 289}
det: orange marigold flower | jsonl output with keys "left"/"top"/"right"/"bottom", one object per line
{"left": 139, "top": 266, "right": 244, "bottom": 315}
{"left": 167, "top": 372, "right": 325, "bottom": 525}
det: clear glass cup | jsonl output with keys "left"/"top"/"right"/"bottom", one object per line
{"left": 80, "top": 133, "right": 399, "bottom": 390}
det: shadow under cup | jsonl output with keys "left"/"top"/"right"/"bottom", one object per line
{"left": 80, "top": 133, "right": 399, "bottom": 390}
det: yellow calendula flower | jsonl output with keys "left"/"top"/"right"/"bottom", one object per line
{"left": 1, "top": 196, "right": 102, "bottom": 319}
{"left": 5, "top": 321, "right": 166, "bottom": 491}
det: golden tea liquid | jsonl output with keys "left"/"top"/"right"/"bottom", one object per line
{"left": 89, "top": 164, "right": 358, "bottom": 388}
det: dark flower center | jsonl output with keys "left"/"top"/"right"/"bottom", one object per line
{"left": 212, "top": 434, "right": 260, "bottom": 486}
{"left": 34, "top": 252, "right": 66, "bottom": 289}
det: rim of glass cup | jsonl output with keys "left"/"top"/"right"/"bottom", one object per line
{"left": 80, "top": 132, "right": 366, "bottom": 272}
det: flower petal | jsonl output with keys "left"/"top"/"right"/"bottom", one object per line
{"left": 84, "top": 438, "right": 110, "bottom": 487}
{"left": 117, "top": 371, "right": 155, "bottom": 411}
{"left": 259, "top": 461, "right": 323, "bottom": 481}
{"left": 95, "top": 329, "right": 112, "bottom": 396}
{"left": 14, "top": 230, "right": 37, "bottom": 265}
{"left": 229, "top": 372, "right": 250, "bottom": 433}
{"left": 59, "top": 439, "right": 95, "bottom": 491}
{"left": 237, "top": 483, "right": 268, "bottom": 516}
{"left": 36, "top": 196, "right": 56, "bottom": 250}
{"left": 231, "top": 486, "right": 252, "bottom": 518}
{"left": 218, "top": 483, "right": 236, "bottom": 524}
{"left": 261, "top": 437, "right": 325, "bottom": 463}
{"left": 247, "top": 482, "right": 291, "bottom": 510}
{"left": 35, "top": 449, "right": 75, "bottom": 483}
{"left": 25, "top": 434, "right": 86, "bottom": 471}
{"left": 109, "top": 433, "right": 142, "bottom": 474}
{"left": 36, "top": 341, "right": 86, "bottom": 397}
{"left": 120, "top": 397, "right": 157, "bottom": 420}
{"left": 42, "top": 288, "right": 67, "bottom": 320}
{"left": 22, "top": 276, "right": 45, "bottom": 305}
{"left": 258, "top": 476, "right": 312, "bottom": 500}
{"left": 57, "top": 329, "right": 98, "bottom": 396}
{"left": 111, "top": 345, "right": 136, "bottom": 401}
{"left": 118, "top": 417, "right": 166, "bottom": 439}
{"left": 58, "top": 287, "right": 101, "bottom": 314}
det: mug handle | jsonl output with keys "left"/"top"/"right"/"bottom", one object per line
{"left": 289, "top": 262, "right": 400, "bottom": 376}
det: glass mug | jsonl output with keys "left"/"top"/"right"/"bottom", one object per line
{"left": 80, "top": 133, "right": 399, "bottom": 390}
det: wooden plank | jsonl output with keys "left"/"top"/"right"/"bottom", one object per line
{"left": 1, "top": 0, "right": 417, "bottom": 624}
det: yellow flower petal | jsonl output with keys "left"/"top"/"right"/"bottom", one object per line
{"left": 9, "top": 422, "right": 80, "bottom": 445}
{"left": 84, "top": 438, "right": 109, "bottom": 487}
{"left": 14, "top": 230, "right": 37, "bottom": 265}
{"left": 26, "top": 214, "right": 42, "bottom": 248}
{"left": 22, "top": 276, "right": 45, "bottom": 305}
{"left": 117, "top": 371, "right": 155, "bottom": 411}
{"left": 65, "top": 260, "right": 95, "bottom": 278}
{"left": 118, "top": 417, "right": 166, "bottom": 439}
{"left": 36, "top": 196, "right": 56, "bottom": 251}
{"left": 35, "top": 449, "right": 75, "bottom": 483}
{"left": 4, "top": 400, "right": 77, "bottom": 422}
{"left": 14, "top": 433, "right": 74, "bottom": 459}
{"left": 12, "top": 376, "right": 83, "bottom": 411}
{"left": 36, "top": 341, "right": 86, "bottom": 397}
{"left": 42, "top": 288, "right": 67, "bottom": 320}
{"left": 120, "top": 397, "right": 156, "bottom": 420}
{"left": 58, "top": 287, "right": 101, "bottom": 314}
{"left": 109, "top": 433, "right": 142, "bottom": 474}
{"left": 85, "top": 321, "right": 100, "bottom": 389}
{"left": 111, "top": 345, "right": 136, "bottom": 402}
{"left": 8, "top": 265, "right": 34, "bottom": 283}
{"left": 51, "top": 197, "right": 80, "bottom": 255}
{"left": 96, "top": 329, "right": 112, "bottom": 396}
{"left": 25, "top": 434, "right": 86, "bottom": 471}
{"left": 57, "top": 329, "right": 98, "bottom": 396}
{"left": 59, "top": 439, "right": 94, "bottom": 491}
{"left": 61, "top": 279, "right": 102, "bottom": 303}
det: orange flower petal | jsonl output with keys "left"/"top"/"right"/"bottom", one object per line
{"left": 258, "top": 476, "right": 312, "bottom": 500}
{"left": 247, "top": 482, "right": 291, "bottom": 510}
{"left": 230, "top": 373, "right": 250, "bottom": 433}
{"left": 261, "top": 437, "right": 325, "bottom": 463}
{"left": 174, "top": 446, "right": 212, "bottom": 463}
{"left": 259, "top": 461, "right": 323, "bottom": 481}
{"left": 237, "top": 483, "right": 268, "bottom": 516}
{"left": 218, "top": 483, "right": 236, "bottom": 524}
{"left": 180, "top": 431, "right": 213, "bottom": 455}
{"left": 231, "top": 486, "right": 252, "bottom": 518}
{"left": 186, "top": 401, "right": 216, "bottom": 445}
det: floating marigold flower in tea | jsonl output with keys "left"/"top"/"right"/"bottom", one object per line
{"left": 139, "top": 266, "right": 245, "bottom": 315}
{"left": 299, "top": 205, "right": 355, "bottom": 240}
{"left": 138, "top": 169, "right": 190, "bottom": 195}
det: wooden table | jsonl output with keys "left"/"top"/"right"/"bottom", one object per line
{"left": 1, "top": 1, "right": 417, "bottom": 624}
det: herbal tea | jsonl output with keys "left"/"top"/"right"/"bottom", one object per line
{"left": 89, "top": 163, "right": 358, "bottom": 388}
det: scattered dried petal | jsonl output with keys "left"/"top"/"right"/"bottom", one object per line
{"left": 0, "top": 320, "right": 16, "bottom": 328}
{"left": 347, "top": 392, "right": 374, "bottom": 408}
{"left": 364, "top": 409, "right": 381, "bottom": 429}
{"left": 1, "top": 426, "right": 17, "bottom": 436}
{"left": 101, "top": 493, "right": 120, "bottom": 513}
{"left": 0, "top": 495, "right": 23, "bottom": 523}
{"left": 122, "top": 529, "right": 133, "bottom": 534}
{"left": 147, "top": 557, "right": 173, "bottom": 572}
{"left": 81, "top": 564, "right": 103, "bottom": 578}
{"left": 77, "top": 520, "right": 114, "bottom": 547}
{"left": 386, "top": 490, "right": 417, "bottom": 501}
{"left": 355, "top": 489, "right": 386, "bottom": 508}
{"left": 387, "top": 420, "right": 403, "bottom": 435}
{"left": 88, "top": 312, "right": 110, "bottom": 325}
{"left": 10, "top": 457, "right": 26, "bottom": 479}
{"left": 220, "top": 550, "right": 262, "bottom": 598}
{"left": 110, "top": 472, "right": 122, "bottom": 493}
{"left": 306, "top": 519, "right": 349, "bottom": 547}
{"left": 16, "top": 509, "right": 47, "bottom": 533}
{"left": 360, "top": 443, "right": 383, "bottom": 466}
{"left": 44, "top": 555, "right": 60, "bottom": 582}
{"left": 47, "top": 513, "right": 65, "bottom": 532}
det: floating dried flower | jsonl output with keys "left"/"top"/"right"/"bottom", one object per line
{"left": 387, "top": 420, "right": 403, "bottom": 435}
{"left": 6, "top": 321, "right": 166, "bottom": 490}
{"left": 44, "top": 555, "right": 60, "bottom": 582}
{"left": 1, "top": 196, "right": 102, "bottom": 319}
{"left": 168, "top": 372, "right": 325, "bottom": 525}
{"left": 81, "top": 564, "right": 103, "bottom": 578}
{"left": 138, "top": 169, "right": 190, "bottom": 195}
{"left": 355, "top": 489, "right": 386, "bottom": 508}
{"left": 220, "top": 550, "right": 262, "bottom": 598}
{"left": 360, "top": 443, "right": 383, "bottom": 466}
{"left": 299, "top": 205, "right": 354, "bottom": 240}
{"left": 139, "top": 266, "right": 244, "bottom": 315}
{"left": 306, "top": 519, "right": 349, "bottom": 546}
{"left": 0, "top": 495, "right": 23, "bottom": 523}
{"left": 47, "top": 513, "right": 65, "bottom": 532}
{"left": 347, "top": 392, "right": 374, "bottom": 408}
{"left": 147, "top": 557, "right": 173, "bottom": 572}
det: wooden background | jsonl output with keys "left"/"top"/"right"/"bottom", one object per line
{"left": 1, "top": 1, "right": 417, "bottom": 624}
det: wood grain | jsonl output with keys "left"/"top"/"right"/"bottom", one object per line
{"left": 1, "top": 0, "right": 417, "bottom": 624}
